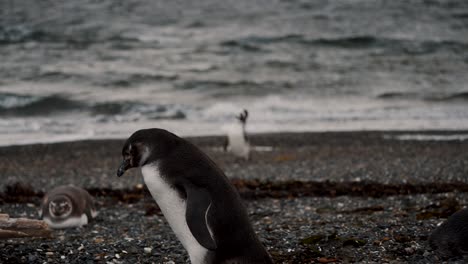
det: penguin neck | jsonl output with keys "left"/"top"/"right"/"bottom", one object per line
{"left": 227, "top": 122, "right": 248, "bottom": 143}
{"left": 141, "top": 162, "right": 166, "bottom": 196}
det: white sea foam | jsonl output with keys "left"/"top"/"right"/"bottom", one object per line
{"left": 385, "top": 134, "right": 468, "bottom": 141}
{"left": 1, "top": 94, "right": 468, "bottom": 146}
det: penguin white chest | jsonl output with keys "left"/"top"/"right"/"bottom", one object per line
{"left": 141, "top": 164, "right": 208, "bottom": 264}
{"left": 43, "top": 214, "right": 88, "bottom": 229}
{"left": 226, "top": 124, "right": 250, "bottom": 159}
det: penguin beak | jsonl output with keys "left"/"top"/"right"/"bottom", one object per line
{"left": 117, "top": 159, "right": 130, "bottom": 177}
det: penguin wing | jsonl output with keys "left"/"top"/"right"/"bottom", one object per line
{"left": 185, "top": 186, "right": 217, "bottom": 250}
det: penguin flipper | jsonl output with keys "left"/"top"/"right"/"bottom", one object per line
{"left": 185, "top": 186, "right": 217, "bottom": 250}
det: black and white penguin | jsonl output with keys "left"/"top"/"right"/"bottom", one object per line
{"left": 39, "top": 185, "right": 97, "bottom": 229}
{"left": 223, "top": 109, "right": 250, "bottom": 160}
{"left": 429, "top": 208, "right": 468, "bottom": 257}
{"left": 117, "top": 128, "right": 272, "bottom": 264}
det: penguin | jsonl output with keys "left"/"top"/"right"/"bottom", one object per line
{"left": 429, "top": 208, "right": 468, "bottom": 257}
{"left": 223, "top": 109, "right": 251, "bottom": 160}
{"left": 39, "top": 185, "right": 97, "bottom": 229}
{"left": 117, "top": 128, "right": 272, "bottom": 264}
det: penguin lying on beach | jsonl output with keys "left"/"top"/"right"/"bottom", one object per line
{"left": 39, "top": 185, "right": 97, "bottom": 229}
{"left": 223, "top": 109, "right": 251, "bottom": 160}
{"left": 117, "top": 128, "right": 272, "bottom": 264}
{"left": 429, "top": 208, "right": 468, "bottom": 257}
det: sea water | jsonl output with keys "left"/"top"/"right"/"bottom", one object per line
{"left": 0, "top": 0, "right": 467, "bottom": 145}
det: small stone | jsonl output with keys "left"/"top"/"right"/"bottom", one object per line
{"left": 126, "top": 246, "right": 139, "bottom": 254}
{"left": 61, "top": 256, "right": 66, "bottom": 259}
{"left": 144, "top": 247, "right": 152, "bottom": 254}
{"left": 28, "top": 254, "right": 37, "bottom": 262}
{"left": 405, "top": 247, "right": 415, "bottom": 254}
{"left": 115, "top": 253, "right": 120, "bottom": 259}
{"left": 78, "top": 244, "right": 85, "bottom": 251}
{"left": 95, "top": 252, "right": 106, "bottom": 260}
{"left": 46, "top": 252, "right": 54, "bottom": 256}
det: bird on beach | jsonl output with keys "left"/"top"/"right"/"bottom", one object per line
{"left": 117, "top": 128, "right": 272, "bottom": 264}
{"left": 39, "top": 185, "right": 97, "bottom": 229}
{"left": 223, "top": 109, "right": 251, "bottom": 160}
{"left": 429, "top": 207, "right": 468, "bottom": 257}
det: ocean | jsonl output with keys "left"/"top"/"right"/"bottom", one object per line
{"left": 0, "top": 0, "right": 468, "bottom": 145}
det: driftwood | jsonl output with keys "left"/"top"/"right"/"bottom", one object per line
{"left": 0, "top": 214, "right": 52, "bottom": 239}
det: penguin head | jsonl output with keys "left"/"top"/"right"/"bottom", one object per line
{"left": 117, "top": 128, "right": 179, "bottom": 177}
{"left": 236, "top": 109, "right": 248, "bottom": 124}
{"left": 49, "top": 195, "right": 73, "bottom": 219}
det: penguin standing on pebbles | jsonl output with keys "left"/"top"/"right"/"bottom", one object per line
{"left": 223, "top": 109, "right": 251, "bottom": 160}
{"left": 117, "top": 128, "right": 272, "bottom": 264}
{"left": 39, "top": 185, "right": 97, "bottom": 229}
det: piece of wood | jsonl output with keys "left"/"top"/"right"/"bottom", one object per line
{"left": 0, "top": 214, "right": 52, "bottom": 239}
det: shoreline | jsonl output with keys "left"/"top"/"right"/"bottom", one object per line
{"left": 2, "top": 130, "right": 468, "bottom": 192}
{"left": 2, "top": 129, "right": 468, "bottom": 148}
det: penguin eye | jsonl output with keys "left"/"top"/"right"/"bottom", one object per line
{"left": 124, "top": 146, "right": 133, "bottom": 157}
{"left": 122, "top": 144, "right": 131, "bottom": 157}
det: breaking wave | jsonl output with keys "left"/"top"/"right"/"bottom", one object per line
{"left": 0, "top": 93, "right": 83, "bottom": 116}
{"left": 377, "top": 91, "right": 468, "bottom": 102}
{"left": 220, "top": 34, "right": 468, "bottom": 55}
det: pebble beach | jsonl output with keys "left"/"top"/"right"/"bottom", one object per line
{"left": 1, "top": 131, "right": 468, "bottom": 263}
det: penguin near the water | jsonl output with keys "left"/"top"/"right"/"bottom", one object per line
{"left": 117, "top": 128, "right": 272, "bottom": 264}
{"left": 39, "top": 185, "right": 97, "bottom": 229}
{"left": 429, "top": 208, "right": 468, "bottom": 257}
{"left": 223, "top": 109, "right": 251, "bottom": 160}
